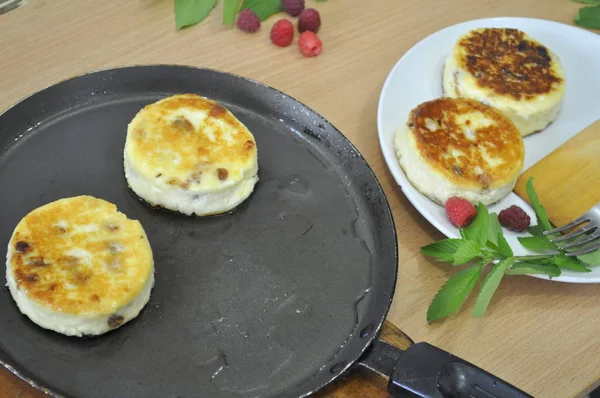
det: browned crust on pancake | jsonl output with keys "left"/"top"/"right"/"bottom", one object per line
{"left": 456, "top": 28, "right": 563, "bottom": 100}
{"left": 8, "top": 196, "right": 153, "bottom": 315}
{"left": 127, "top": 94, "right": 256, "bottom": 188}
{"left": 409, "top": 98, "right": 524, "bottom": 189}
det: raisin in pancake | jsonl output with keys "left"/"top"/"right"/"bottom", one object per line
{"left": 6, "top": 196, "right": 154, "bottom": 337}
{"left": 443, "top": 27, "right": 566, "bottom": 136}
{"left": 124, "top": 94, "right": 259, "bottom": 216}
{"left": 394, "top": 97, "right": 525, "bottom": 206}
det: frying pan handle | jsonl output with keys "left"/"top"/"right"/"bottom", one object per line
{"left": 358, "top": 340, "right": 532, "bottom": 398}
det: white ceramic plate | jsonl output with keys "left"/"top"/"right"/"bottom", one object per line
{"left": 378, "top": 17, "right": 600, "bottom": 283}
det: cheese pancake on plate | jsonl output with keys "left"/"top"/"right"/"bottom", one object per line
{"left": 124, "top": 94, "right": 259, "bottom": 216}
{"left": 394, "top": 97, "right": 525, "bottom": 206}
{"left": 443, "top": 27, "right": 566, "bottom": 136}
{"left": 6, "top": 196, "right": 154, "bottom": 337}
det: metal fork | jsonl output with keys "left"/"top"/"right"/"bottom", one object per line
{"left": 544, "top": 203, "right": 600, "bottom": 257}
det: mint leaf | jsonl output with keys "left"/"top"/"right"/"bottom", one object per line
{"left": 525, "top": 177, "right": 552, "bottom": 231}
{"left": 462, "top": 203, "right": 489, "bottom": 245}
{"left": 518, "top": 236, "right": 556, "bottom": 252}
{"left": 175, "top": 0, "right": 218, "bottom": 30}
{"left": 497, "top": 233, "right": 513, "bottom": 257}
{"left": 554, "top": 254, "right": 592, "bottom": 272}
{"left": 427, "top": 265, "right": 483, "bottom": 323}
{"left": 575, "top": 5, "right": 600, "bottom": 29}
{"left": 453, "top": 240, "right": 481, "bottom": 265}
{"left": 572, "top": 0, "right": 600, "bottom": 4}
{"left": 473, "top": 257, "right": 514, "bottom": 317}
{"left": 578, "top": 249, "right": 600, "bottom": 266}
{"left": 528, "top": 224, "right": 546, "bottom": 237}
{"left": 223, "top": 0, "right": 240, "bottom": 25}
{"left": 506, "top": 262, "right": 561, "bottom": 278}
{"left": 487, "top": 213, "right": 501, "bottom": 247}
{"left": 240, "top": 0, "right": 282, "bottom": 20}
{"left": 421, "top": 239, "right": 465, "bottom": 262}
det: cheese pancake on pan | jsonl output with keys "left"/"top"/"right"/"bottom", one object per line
{"left": 124, "top": 94, "right": 259, "bottom": 216}
{"left": 6, "top": 196, "right": 154, "bottom": 337}
{"left": 443, "top": 27, "right": 566, "bottom": 136}
{"left": 395, "top": 97, "right": 525, "bottom": 206}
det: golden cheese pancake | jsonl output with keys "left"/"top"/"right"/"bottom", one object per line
{"left": 394, "top": 97, "right": 525, "bottom": 206}
{"left": 6, "top": 196, "right": 154, "bottom": 337}
{"left": 124, "top": 94, "right": 259, "bottom": 216}
{"left": 443, "top": 27, "right": 566, "bottom": 136}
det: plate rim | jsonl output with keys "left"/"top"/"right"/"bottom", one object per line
{"left": 376, "top": 16, "right": 600, "bottom": 284}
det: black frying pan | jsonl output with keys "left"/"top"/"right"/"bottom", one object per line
{"left": 0, "top": 65, "right": 531, "bottom": 398}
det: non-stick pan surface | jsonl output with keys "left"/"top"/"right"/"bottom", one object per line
{"left": 0, "top": 65, "right": 398, "bottom": 398}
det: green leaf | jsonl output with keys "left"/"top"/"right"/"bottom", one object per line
{"left": 240, "top": 0, "right": 282, "bottom": 21}
{"left": 487, "top": 213, "right": 501, "bottom": 247}
{"left": 462, "top": 203, "right": 489, "bottom": 245}
{"left": 175, "top": 0, "right": 218, "bottom": 30}
{"left": 506, "top": 262, "right": 561, "bottom": 278}
{"left": 473, "top": 257, "right": 514, "bottom": 317}
{"left": 554, "top": 254, "right": 592, "bottom": 272}
{"left": 571, "top": 0, "right": 600, "bottom": 4}
{"left": 427, "top": 265, "right": 483, "bottom": 323}
{"left": 497, "top": 233, "right": 513, "bottom": 257}
{"left": 518, "top": 236, "right": 556, "bottom": 252}
{"left": 578, "top": 249, "right": 600, "bottom": 266}
{"left": 223, "top": 0, "right": 240, "bottom": 25}
{"left": 528, "top": 224, "right": 546, "bottom": 237}
{"left": 453, "top": 240, "right": 481, "bottom": 265}
{"left": 575, "top": 6, "right": 600, "bottom": 29}
{"left": 525, "top": 177, "right": 552, "bottom": 231}
{"left": 316, "top": 0, "right": 327, "bottom": 2}
{"left": 421, "top": 239, "right": 465, "bottom": 262}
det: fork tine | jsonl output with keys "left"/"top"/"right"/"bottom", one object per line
{"left": 566, "top": 239, "right": 600, "bottom": 257}
{"left": 562, "top": 229, "right": 600, "bottom": 250}
{"left": 552, "top": 223, "right": 597, "bottom": 243}
{"left": 544, "top": 215, "right": 591, "bottom": 235}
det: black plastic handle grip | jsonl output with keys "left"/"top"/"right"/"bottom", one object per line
{"left": 388, "top": 342, "right": 532, "bottom": 398}
{"left": 357, "top": 340, "right": 532, "bottom": 398}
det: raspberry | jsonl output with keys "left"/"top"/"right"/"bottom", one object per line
{"left": 298, "top": 31, "right": 322, "bottom": 57}
{"left": 237, "top": 9, "right": 260, "bottom": 33}
{"left": 270, "top": 19, "right": 294, "bottom": 47}
{"left": 281, "top": 0, "right": 305, "bottom": 17}
{"left": 298, "top": 8, "right": 321, "bottom": 33}
{"left": 444, "top": 197, "right": 477, "bottom": 228}
{"left": 498, "top": 205, "right": 531, "bottom": 232}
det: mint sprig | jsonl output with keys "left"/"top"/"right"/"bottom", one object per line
{"left": 422, "top": 177, "right": 596, "bottom": 323}
{"left": 473, "top": 257, "right": 514, "bottom": 317}
{"left": 573, "top": 4, "right": 600, "bottom": 29}
{"left": 427, "top": 265, "right": 483, "bottom": 323}
{"left": 175, "top": 0, "right": 218, "bottom": 30}
{"left": 506, "top": 262, "right": 561, "bottom": 277}
{"left": 223, "top": 0, "right": 241, "bottom": 25}
{"left": 240, "top": 0, "right": 282, "bottom": 21}
{"left": 175, "top": 0, "right": 320, "bottom": 31}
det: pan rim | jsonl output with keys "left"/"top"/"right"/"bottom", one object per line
{"left": 0, "top": 64, "right": 399, "bottom": 398}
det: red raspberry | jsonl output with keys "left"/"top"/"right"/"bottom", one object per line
{"left": 270, "top": 19, "right": 294, "bottom": 47}
{"left": 444, "top": 197, "right": 477, "bottom": 228}
{"left": 237, "top": 9, "right": 260, "bottom": 33}
{"left": 498, "top": 205, "right": 531, "bottom": 232}
{"left": 298, "top": 8, "right": 321, "bottom": 33}
{"left": 298, "top": 31, "right": 322, "bottom": 57}
{"left": 281, "top": 0, "right": 305, "bottom": 17}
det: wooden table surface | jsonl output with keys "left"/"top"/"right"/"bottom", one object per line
{"left": 1, "top": 0, "right": 600, "bottom": 397}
